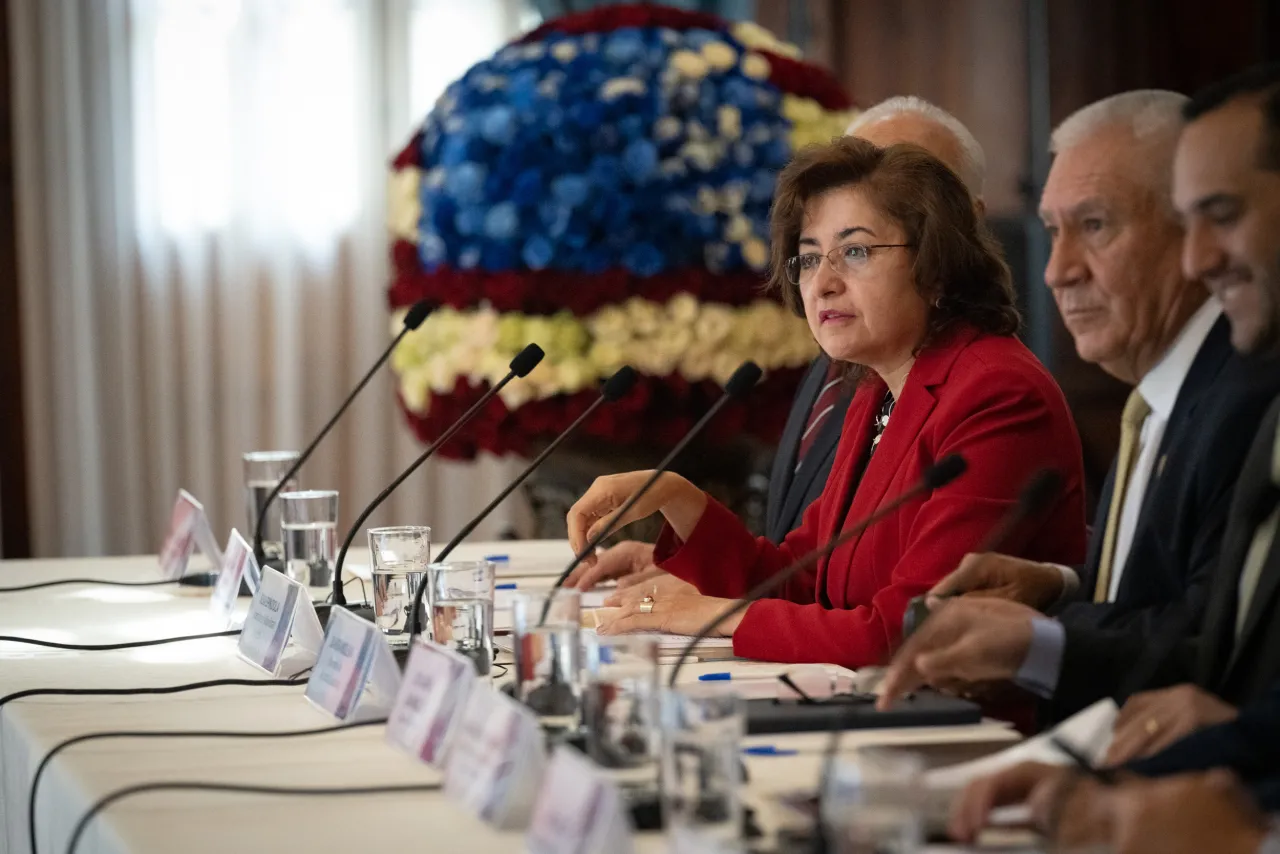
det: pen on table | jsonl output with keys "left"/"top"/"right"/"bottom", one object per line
{"left": 742, "top": 745, "right": 798, "bottom": 757}
{"left": 698, "top": 672, "right": 732, "bottom": 681}
{"left": 1050, "top": 736, "right": 1118, "bottom": 785}
{"left": 496, "top": 583, "right": 518, "bottom": 590}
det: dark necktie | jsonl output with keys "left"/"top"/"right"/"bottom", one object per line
{"left": 796, "top": 362, "right": 843, "bottom": 473}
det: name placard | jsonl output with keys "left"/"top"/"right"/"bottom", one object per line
{"left": 210, "top": 529, "right": 259, "bottom": 629}
{"left": 526, "top": 746, "right": 633, "bottom": 854}
{"left": 385, "top": 640, "right": 478, "bottom": 767}
{"left": 444, "top": 685, "right": 546, "bottom": 830}
{"left": 305, "top": 606, "right": 402, "bottom": 721}
{"left": 237, "top": 566, "right": 324, "bottom": 675}
{"left": 159, "top": 489, "right": 223, "bottom": 580}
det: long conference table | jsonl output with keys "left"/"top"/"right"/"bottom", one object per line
{"left": 1, "top": 542, "right": 1031, "bottom": 854}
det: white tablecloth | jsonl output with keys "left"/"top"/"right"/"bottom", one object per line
{"left": 0, "top": 546, "right": 1029, "bottom": 854}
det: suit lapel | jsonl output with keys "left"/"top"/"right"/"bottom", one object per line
{"left": 778, "top": 395, "right": 846, "bottom": 533}
{"left": 822, "top": 326, "right": 978, "bottom": 607}
{"left": 814, "top": 387, "right": 878, "bottom": 604}
{"left": 1080, "top": 462, "right": 1117, "bottom": 596}
{"left": 1204, "top": 400, "right": 1280, "bottom": 686}
{"left": 769, "top": 357, "right": 830, "bottom": 537}
{"left": 1227, "top": 529, "right": 1280, "bottom": 677}
{"left": 1116, "top": 319, "right": 1232, "bottom": 598}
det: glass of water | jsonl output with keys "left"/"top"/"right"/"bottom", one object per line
{"left": 368, "top": 526, "right": 431, "bottom": 647}
{"left": 511, "top": 588, "right": 582, "bottom": 733}
{"left": 280, "top": 490, "right": 339, "bottom": 590}
{"left": 661, "top": 686, "right": 746, "bottom": 852}
{"left": 428, "top": 559, "right": 495, "bottom": 676}
{"left": 822, "top": 748, "right": 925, "bottom": 854}
{"left": 243, "top": 450, "right": 300, "bottom": 566}
{"left": 583, "top": 634, "right": 660, "bottom": 792}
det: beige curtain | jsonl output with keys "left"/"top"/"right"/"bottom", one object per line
{"left": 11, "top": 0, "right": 534, "bottom": 557}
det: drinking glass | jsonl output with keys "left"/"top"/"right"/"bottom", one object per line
{"left": 242, "top": 450, "right": 300, "bottom": 565}
{"left": 368, "top": 526, "right": 431, "bottom": 647}
{"left": 583, "top": 634, "right": 660, "bottom": 792}
{"left": 427, "top": 559, "right": 495, "bottom": 676}
{"left": 821, "top": 748, "right": 925, "bottom": 854}
{"left": 511, "top": 588, "right": 582, "bottom": 733}
{"left": 280, "top": 490, "right": 339, "bottom": 589}
{"left": 661, "top": 686, "right": 745, "bottom": 852}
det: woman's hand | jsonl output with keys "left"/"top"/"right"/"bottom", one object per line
{"left": 596, "top": 579, "right": 744, "bottom": 638}
{"left": 566, "top": 471, "right": 707, "bottom": 560}
{"left": 564, "top": 540, "right": 666, "bottom": 590}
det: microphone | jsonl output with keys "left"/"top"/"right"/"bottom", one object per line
{"left": 545, "top": 361, "right": 764, "bottom": 601}
{"left": 814, "top": 466, "right": 1064, "bottom": 854}
{"left": 404, "top": 365, "right": 639, "bottom": 640}
{"left": 326, "top": 343, "right": 545, "bottom": 618}
{"left": 901, "top": 467, "right": 1064, "bottom": 637}
{"left": 250, "top": 301, "right": 432, "bottom": 567}
{"left": 667, "top": 454, "right": 968, "bottom": 687}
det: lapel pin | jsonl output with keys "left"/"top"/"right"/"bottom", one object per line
{"left": 1157, "top": 455, "right": 1167, "bottom": 477}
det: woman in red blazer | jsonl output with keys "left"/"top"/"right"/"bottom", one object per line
{"left": 568, "top": 137, "right": 1087, "bottom": 669}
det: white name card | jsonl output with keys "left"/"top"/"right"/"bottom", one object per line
{"left": 159, "top": 489, "right": 223, "bottom": 580}
{"left": 237, "top": 566, "right": 324, "bottom": 675}
{"left": 525, "top": 746, "right": 633, "bottom": 854}
{"left": 305, "top": 606, "right": 402, "bottom": 721}
{"left": 385, "top": 640, "right": 478, "bottom": 767}
{"left": 444, "top": 685, "right": 547, "bottom": 830}
{"left": 210, "top": 529, "right": 259, "bottom": 629}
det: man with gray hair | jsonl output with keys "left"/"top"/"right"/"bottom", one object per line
{"left": 881, "top": 90, "right": 1280, "bottom": 731}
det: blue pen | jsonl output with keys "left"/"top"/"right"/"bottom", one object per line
{"left": 485, "top": 555, "right": 510, "bottom": 563}
{"left": 495, "top": 582, "right": 518, "bottom": 590}
{"left": 742, "top": 746, "right": 798, "bottom": 757}
{"left": 698, "top": 672, "right": 731, "bottom": 681}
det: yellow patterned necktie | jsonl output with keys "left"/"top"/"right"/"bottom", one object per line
{"left": 1094, "top": 389, "right": 1152, "bottom": 603}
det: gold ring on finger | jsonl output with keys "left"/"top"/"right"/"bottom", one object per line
{"left": 639, "top": 595, "right": 655, "bottom": 615}
{"left": 1145, "top": 718, "right": 1160, "bottom": 736}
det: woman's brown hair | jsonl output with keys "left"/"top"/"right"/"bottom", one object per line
{"left": 767, "top": 136, "right": 1020, "bottom": 379}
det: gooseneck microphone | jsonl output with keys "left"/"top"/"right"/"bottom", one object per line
{"left": 900, "top": 466, "right": 1064, "bottom": 637}
{"left": 667, "top": 454, "right": 969, "bottom": 687}
{"left": 404, "top": 365, "right": 639, "bottom": 641}
{"left": 546, "top": 361, "right": 764, "bottom": 600}
{"left": 327, "top": 344, "right": 545, "bottom": 616}
{"left": 251, "top": 301, "right": 432, "bottom": 566}
{"left": 813, "top": 465, "right": 1064, "bottom": 854}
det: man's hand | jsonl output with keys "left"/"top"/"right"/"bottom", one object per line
{"left": 564, "top": 540, "right": 664, "bottom": 590}
{"left": 877, "top": 597, "right": 1039, "bottom": 710}
{"left": 948, "top": 761, "right": 1067, "bottom": 842}
{"left": 1107, "top": 771, "right": 1268, "bottom": 854}
{"left": 1106, "top": 684, "right": 1239, "bottom": 765}
{"left": 928, "top": 552, "right": 1067, "bottom": 611}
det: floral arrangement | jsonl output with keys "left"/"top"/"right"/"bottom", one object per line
{"left": 388, "top": 4, "right": 855, "bottom": 459}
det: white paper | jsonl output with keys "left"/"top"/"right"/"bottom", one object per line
{"left": 159, "top": 489, "right": 219, "bottom": 580}
{"left": 924, "top": 699, "right": 1118, "bottom": 791}
{"left": 445, "top": 685, "right": 547, "bottom": 830}
{"left": 385, "top": 640, "right": 478, "bottom": 767}
{"left": 305, "top": 607, "right": 402, "bottom": 721}
{"left": 525, "top": 746, "right": 633, "bottom": 854}
{"left": 238, "top": 567, "right": 307, "bottom": 675}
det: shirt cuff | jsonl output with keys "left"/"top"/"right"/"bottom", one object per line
{"left": 1013, "top": 617, "right": 1066, "bottom": 698}
{"left": 1049, "top": 563, "right": 1080, "bottom": 606}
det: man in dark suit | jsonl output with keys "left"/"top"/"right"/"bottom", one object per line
{"left": 880, "top": 64, "right": 1280, "bottom": 755}
{"left": 566, "top": 97, "right": 988, "bottom": 587}
{"left": 929, "top": 89, "right": 1280, "bottom": 643}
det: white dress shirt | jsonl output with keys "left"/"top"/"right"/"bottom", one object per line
{"left": 1105, "top": 297, "right": 1223, "bottom": 601}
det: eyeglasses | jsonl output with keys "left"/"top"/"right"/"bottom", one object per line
{"left": 785, "top": 242, "right": 913, "bottom": 286}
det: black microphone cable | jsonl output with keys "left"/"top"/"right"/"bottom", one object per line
{"left": 0, "top": 675, "right": 309, "bottom": 711}
{"left": 0, "top": 629, "right": 241, "bottom": 652}
{"left": 29, "top": 718, "right": 388, "bottom": 854}
{"left": 66, "top": 780, "right": 442, "bottom": 854}
{"left": 0, "top": 578, "right": 182, "bottom": 593}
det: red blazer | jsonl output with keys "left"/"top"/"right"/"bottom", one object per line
{"left": 654, "top": 325, "right": 1087, "bottom": 669}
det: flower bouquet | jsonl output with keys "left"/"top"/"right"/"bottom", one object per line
{"left": 387, "top": 4, "right": 855, "bottom": 460}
